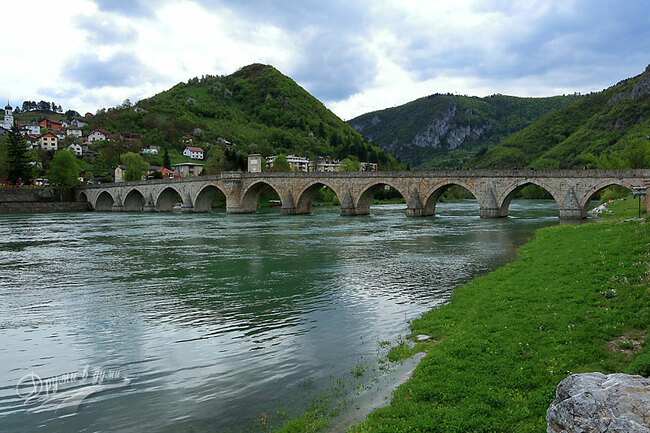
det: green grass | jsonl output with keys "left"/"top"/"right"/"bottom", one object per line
{"left": 349, "top": 199, "right": 649, "bottom": 432}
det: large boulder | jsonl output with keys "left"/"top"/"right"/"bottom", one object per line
{"left": 546, "top": 372, "right": 650, "bottom": 433}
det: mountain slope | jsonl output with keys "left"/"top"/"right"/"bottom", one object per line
{"left": 86, "top": 64, "right": 401, "bottom": 169}
{"left": 348, "top": 93, "right": 580, "bottom": 169}
{"left": 472, "top": 65, "right": 650, "bottom": 169}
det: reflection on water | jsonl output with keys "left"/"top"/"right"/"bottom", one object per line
{"left": 0, "top": 200, "right": 559, "bottom": 432}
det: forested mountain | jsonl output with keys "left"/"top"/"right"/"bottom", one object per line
{"left": 471, "top": 65, "right": 650, "bottom": 169}
{"left": 348, "top": 93, "right": 580, "bottom": 169}
{"left": 85, "top": 63, "right": 401, "bottom": 170}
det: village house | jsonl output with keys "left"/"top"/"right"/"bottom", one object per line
{"left": 361, "top": 162, "right": 378, "bottom": 172}
{"left": 172, "top": 162, "right": 203, "bottom": 177}
{"left": 71, "top": 118, "right": 88, "bottom": 127}
{"left": 38, "top": 132, "right": 58, "bottom": 151}
{"left": 157, "top": 167, "right": 179, "bottom": 179}
{"left": 140, "top": 145, "right": 159, "bottom": 155}
{"left": 118, "top": 131, "right": 141, "bottom": 146}
{"left": 87, "top": 129, "right": 112, "bottom": 143}
{"left": 266, "top": 154, "right": 310, "bottom": 171}
{"left": 52, "top": 130, "right": 66, "bottom": 141}
{"left": 67, "top": 143, "right": 83, "bottom": 157}
{"left": 64, "top": 127, "right": 83, "bottom": 138}
{"left": 181, "top": 134, "right": 195, "bottom": 144}
{"left": 19, "top": 123, "right": 40, "bottom": 136}
{"left": 182, "top": 146, "right": 205, "bottom": 160}
{"left": 39, "top": 118, "right": 62, "bottom": 130}
{"left": 26, "top": 135, "right": 39, "bottom": 149}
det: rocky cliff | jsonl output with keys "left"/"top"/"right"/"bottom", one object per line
{"left": 348, "top": 93, "right": 579, "bottom": 169}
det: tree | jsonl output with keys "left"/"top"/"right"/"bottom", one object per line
{"left": 270, "top": 154, "right": 290, "bottom": 172}
{"left": 163, "top": 147, "right": 171, "bottom": 169}
{"left": 121, "top": 152, "right": 149, "bottom": 181}
{"left": 47, "top": 150, "right": 80, "bottom": 186}
{"left": 339, "top": 156, "right": 361, "bottom": 172}
{"left": 6, "top": 126, "right": 32, "bottom": 183}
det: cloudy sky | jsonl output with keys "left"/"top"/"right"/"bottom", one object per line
{"left": 1, "top": 0, "right": 649, "bottom": 120}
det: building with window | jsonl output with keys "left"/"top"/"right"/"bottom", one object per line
{"left": 172, "top": 162, "right": 204, "bottom": 177}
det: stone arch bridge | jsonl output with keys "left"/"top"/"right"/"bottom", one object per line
{"left": 77, "top": 170, "right": 649, "bottom": 220}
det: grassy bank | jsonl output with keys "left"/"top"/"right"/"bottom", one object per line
{"left": 349, "top": 199, "right": 650, "bottom": 432}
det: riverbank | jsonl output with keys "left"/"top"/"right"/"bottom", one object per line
{"left": 348, "top": 199, "right": 649, "bottom": 432}
{"left": 0, "top": 187, "right": 88, "bottom": 213}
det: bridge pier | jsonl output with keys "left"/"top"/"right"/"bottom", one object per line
{"left": 480, "top": 207, "right": 503, "bottom": 218}
{"left": 559, "top": 208, "right": 584, "bottom": 220}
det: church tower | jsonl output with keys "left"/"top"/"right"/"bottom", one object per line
{"left": 2, "top": 101, "right": 14, "bottom": 130}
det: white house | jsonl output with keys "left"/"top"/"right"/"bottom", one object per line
{"left": 71, "top": 118, "right": 88, "bottom": 127}
{"left": 20, "top": 123, "right": 40, "bottom": 136}
{"left": 65, "top": 127, "right": 83, "bottom": 138}
{"left": 141, "top": 148, "right": 159, "bottom": 155}
{"left": 87, "top": 129, "right": 111, "bottom": 143}
{"left": 183, "top": 146, "right": 205, "bottom": 160}
{"left": 67, "top": 143, "right": 83, "bottom": 157}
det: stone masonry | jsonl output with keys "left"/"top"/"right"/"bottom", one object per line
{"left": 77, "top": 170, "right": 650, "bottom": 220}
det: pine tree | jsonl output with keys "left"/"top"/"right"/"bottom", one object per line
{"left": 163, "top": 147, "right": 171, "bottom": 169}
{"left": 6, "top": 126, "right": 31, "bottom": 184}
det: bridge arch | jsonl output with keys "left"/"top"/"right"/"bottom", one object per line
{"left": 193, "top": 184, "right": 228, "bottom": 212}
{"left": 295, "top": 181, "right": 342, "bottom": 214}
{"left": 355, "top": 181, "right": 409, "bottom": 215}
{"left": 498, "top": 180, "right": 560, "bottom": 217}
{"left": 155, "top": 186, "right": 184, "bottom": 212}
{"left": 422, "top": 181, "right": 479, "bottom": 216}
{"left": 95, "top": 191, "right": 115, "bottom": 211}
{"left": 123, "top": 188, "right": 146, "bottom": 211}
{"left": 240, "top": 181, "right": 283, "bottom": 213}
{"left": 78, "top": 190, "right": 89, "bottom": 204}
{"left": 580, "top": 180, "right": 634, "bottom": 218}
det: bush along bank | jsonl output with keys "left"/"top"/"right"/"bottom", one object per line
{"left": 350, "top": 198, "right": 650, "bottom": 432}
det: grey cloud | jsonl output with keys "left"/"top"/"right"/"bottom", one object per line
{"left": 73, "top": 13, "right": 138, "bottom": 45}
{"left": 64, "top": 52, "right": 159, "bottom": 88}
{"left": 290, "top": 32, "right": 378, "bottom": 102}
{"left": 397, "top": 0, "right": 650, "bottom": 88}
{"left": 37, "top": 87, "right": 82, "bottom": 100}
{"left": 92, "top": 0, "right": 159, "bottom": 17}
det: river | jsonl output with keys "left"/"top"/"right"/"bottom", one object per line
{"left": 0, "top": 200, "right": 561, "bottom": 432}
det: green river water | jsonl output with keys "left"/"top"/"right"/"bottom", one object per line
{"left": 0, "top": 200, "right": 563, "bottom": 432}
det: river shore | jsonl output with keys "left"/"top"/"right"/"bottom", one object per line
{"left": 347, "top": 199, "right": 649, "bottom": 432}
{"left": 272, "top": 199, "right": 649, "bottom": 432}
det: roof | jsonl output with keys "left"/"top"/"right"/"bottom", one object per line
{"left": 92, "top": 129, "right": 111, "bottom": 135}
{"left": 157, "top": 167, "right": 174, "bottom": 173}
{"left": 185, "top": 146, "right": 204, "bottom": 152}
{"left": 40, "top": 132, "right": 58, "bottom": 138}
{"left": 172, "top": 162, "right": 204, "bottom": 167}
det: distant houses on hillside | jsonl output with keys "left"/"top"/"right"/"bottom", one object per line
{"left": 248, "top": 154, "right": 377, "bottom": 173}
{"left": 182, "top": 146, "right": 205, "bottom": 160}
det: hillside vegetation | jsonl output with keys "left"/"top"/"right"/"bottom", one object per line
{"left": 348, "top": 93, "right": 580, "bottom": 169}
{"left": 85, "top": 64, "right": 400, "bottom": 170}
{"left": 473, "top": 65, "right": 650, "bottom": 169}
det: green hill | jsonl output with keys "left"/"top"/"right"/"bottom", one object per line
{"left": 472, "top": 65, "right": 650, "bottom": 169}
{"left": 85, "top": 63, "right": 400, "bottom": 171}
{"left": 348, "top": 93, "right": 580, "bottom": 169}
